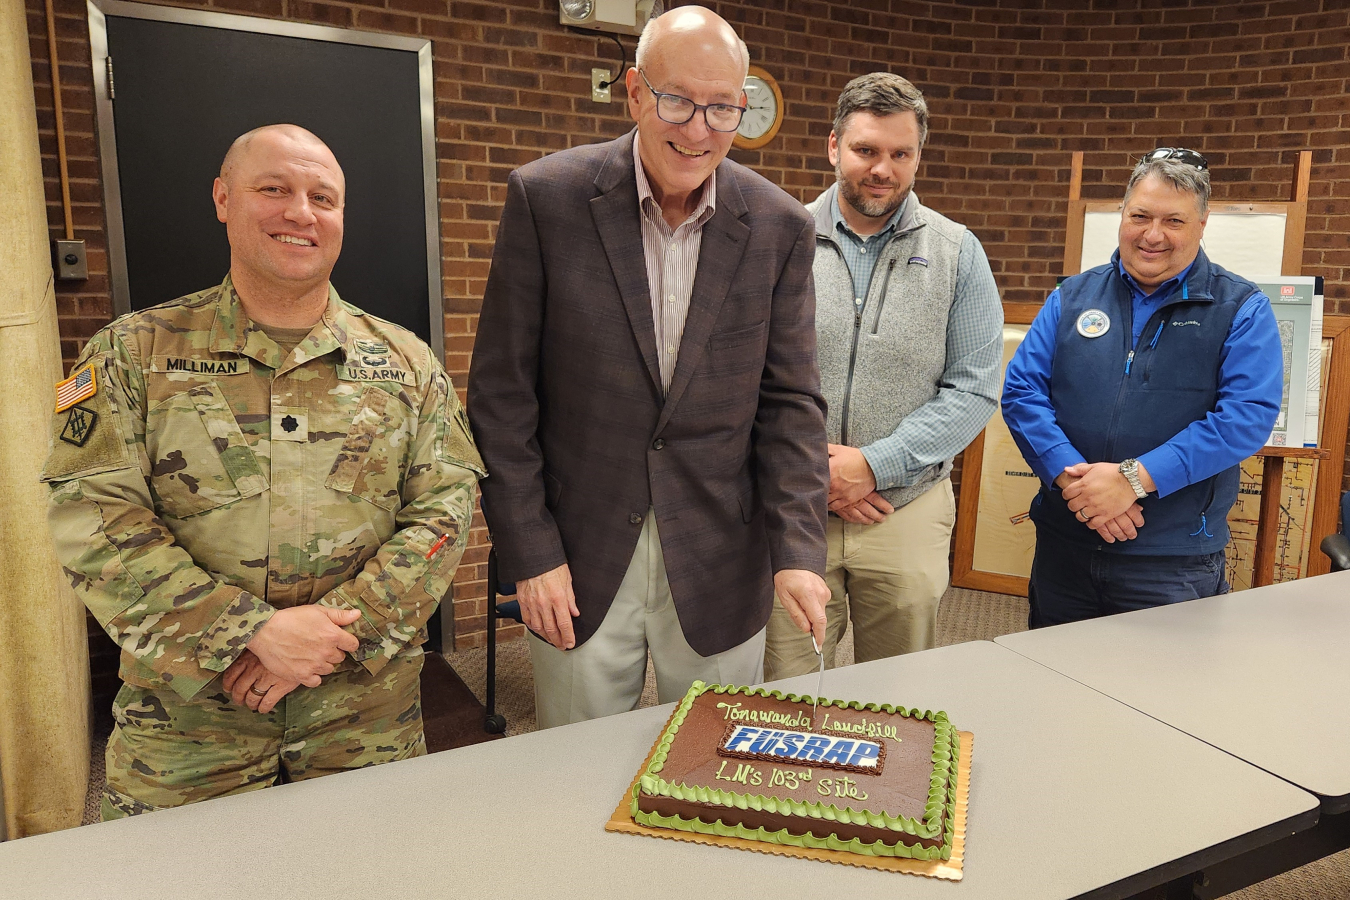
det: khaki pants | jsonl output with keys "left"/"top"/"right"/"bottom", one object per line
{"left": 102, "top": 649, "right": 425, "bottom": 819}
{"left": 529, "top": 509, "right": 765, "bottom": 729}
{"left": 764, "top": 479, "right": 955, "bottom": 681}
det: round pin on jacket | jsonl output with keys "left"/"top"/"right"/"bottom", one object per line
{"left": 1076, "top": 309, "right": 1111, "bottom": 338}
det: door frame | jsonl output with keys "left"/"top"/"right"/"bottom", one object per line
{"left": 86, "top": 0, "right": 445, "bottom": 361}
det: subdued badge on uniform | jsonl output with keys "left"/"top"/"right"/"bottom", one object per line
{"left": 1076, "top": 309, "right": 1111, "bottom": 338}
{"left": 337, "top": 364, "right": 414, "bottom": 385}
{"left": 150, "top": 357, "right": 251, "bottom": 376}
{"left": 60, "top": 405, "right": 98, "bottom": 446}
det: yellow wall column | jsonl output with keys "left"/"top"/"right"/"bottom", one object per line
{"left": 0, "top": 0, "right": 91, "bottom": 838}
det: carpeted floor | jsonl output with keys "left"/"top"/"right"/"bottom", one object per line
{"left": 79, "top": 586, "right": 1350, "bottom": 897}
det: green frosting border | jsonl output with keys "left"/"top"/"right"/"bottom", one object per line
{"left": 631, "top": 681, "right": 960, "bottom": 859}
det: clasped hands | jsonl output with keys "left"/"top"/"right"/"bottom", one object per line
{"left": 222, "top": 604, "right": 362, "bottom": 713}
{"left": 827, "top": 444, "right": 893, "bottom": 524}
{"left": 1056, "top": 461, "right": 1152, "bottom": 543}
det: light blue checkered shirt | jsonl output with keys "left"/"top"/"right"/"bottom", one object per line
{"left": 829, "top": 193, "right": 908, "bottom": 309}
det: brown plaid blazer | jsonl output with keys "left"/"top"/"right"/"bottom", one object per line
{"left": 468, "top": 130, "right": 827, "bottom": 654}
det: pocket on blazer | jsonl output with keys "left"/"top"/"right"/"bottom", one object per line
{"left": 709, "top": 320, "right": 768, "bottom": 350}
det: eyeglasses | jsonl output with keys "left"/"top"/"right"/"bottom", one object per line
{"left": 1143, "top": 147, "right": 1209, "bottom": 171}
{"left": 639, "top": 69, "right": 746, "bottom": 133}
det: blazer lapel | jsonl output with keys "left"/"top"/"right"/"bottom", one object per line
{"left": 656, "top": 167, "right": 751, "bottom": 432}
{"left": 591, "top": 132, "right": 661, "bottom": 395}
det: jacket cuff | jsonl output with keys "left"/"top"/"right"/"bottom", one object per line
{"left": 1038, "top": 444, "right": 1087, "bottom": 490}
{"left": 193, "top": 588, "right": 275, "bottom": 675}
{"left": 318, "top": 588, "right": 394, "bottom": 676}
{"left": 1137, "top": 446, "right": 1186, "bottom": 499}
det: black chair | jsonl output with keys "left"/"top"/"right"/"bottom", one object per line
{"left": 484, "top": 547, "right": 522, "bottom": 733}
{"left": 1319, "top": 492, "right": 1350, "bottom": 572}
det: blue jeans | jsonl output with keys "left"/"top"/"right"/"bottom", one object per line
{"left": 1028, "top": 533, "right": 1228, "bottom": 629}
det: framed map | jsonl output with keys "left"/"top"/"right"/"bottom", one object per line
{"left": 952, "top": 307, "right": 1040, "bottom": 596}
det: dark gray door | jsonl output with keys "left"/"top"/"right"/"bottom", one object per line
{"left": 97, "top": 7, "right": 438, "bottom": 347}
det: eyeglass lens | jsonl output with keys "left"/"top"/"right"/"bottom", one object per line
{"left": 656, "top": 95, "right": 743, "bottom": 132}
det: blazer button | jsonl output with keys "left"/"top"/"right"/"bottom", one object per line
{"left": 652, "top": 438, "right": 665, "bottom": 450}
{"left": 629, "top": 513, "right": 643, "bottom": 525}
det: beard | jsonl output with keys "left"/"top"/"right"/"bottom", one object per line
{"left": 836, "top": 166, "right": 910, "bottom": 222}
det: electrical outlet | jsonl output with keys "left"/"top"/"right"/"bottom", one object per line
{"left": 592, "top": 68, "right": 612, "bottom": 103}
{"left": 55, "top": 239, "right": 87, "bottom": 281}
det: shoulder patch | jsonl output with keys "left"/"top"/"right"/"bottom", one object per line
{"left": 55, "top": 362, "right": 97, "bottom": 412}
{"left": 42, "top": 356, "right": 137, "bottom": 482}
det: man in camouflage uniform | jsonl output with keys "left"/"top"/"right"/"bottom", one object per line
{"left": 42, "top": 124, "right": 483, "bottom": 819}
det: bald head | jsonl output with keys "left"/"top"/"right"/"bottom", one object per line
{"left": 635, "top": 6, "right": 749, "bottom": 82}
{"left": 219, "top": 124, "right": 344, "bottom": 200}
{"left": 212, "top": 123, "right": 346, "bottom": 312}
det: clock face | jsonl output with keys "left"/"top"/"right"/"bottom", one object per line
{"left": 738, "top": 76, "right": 779, "bottom": 140}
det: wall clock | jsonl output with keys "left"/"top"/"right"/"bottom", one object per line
{"left": 734, "top": 65, "right": 784, "bottom": 150}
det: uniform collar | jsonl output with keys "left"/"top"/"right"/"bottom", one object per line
{"left": 208, "top": 273, "right": 349, "bottom": 372}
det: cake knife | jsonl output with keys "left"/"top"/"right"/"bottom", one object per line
{"left": 810, "top": 634, "right": 824, "bottom": 730}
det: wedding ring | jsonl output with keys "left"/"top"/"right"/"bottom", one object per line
{"left": 250, "top": 686, "right": 268, "bottom": 697}
{"left": 1077, "top": 509, "right": 1089, "bottom": 521}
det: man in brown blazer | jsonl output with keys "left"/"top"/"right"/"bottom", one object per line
{"left": 468, "top": 6, "right": 830, "bottom": 728}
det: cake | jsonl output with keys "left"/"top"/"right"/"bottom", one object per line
{"left": 629, "top": 681, "right": 960, "bottom": 860}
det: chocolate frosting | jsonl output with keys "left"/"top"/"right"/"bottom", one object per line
{"left": 638, "top": 688, "right": 952, "bottom": 850}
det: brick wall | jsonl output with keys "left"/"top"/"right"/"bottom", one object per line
{"left": 27, "top": 0, "right": 1350, "bottom": 650}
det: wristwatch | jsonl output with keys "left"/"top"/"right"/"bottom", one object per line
{"left": 1119, "top": 458, "right": 1148, "bottom": 499}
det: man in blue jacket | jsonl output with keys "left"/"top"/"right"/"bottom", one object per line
{"left": 1002, "top": 149, "right": 1283, "bottom": 627}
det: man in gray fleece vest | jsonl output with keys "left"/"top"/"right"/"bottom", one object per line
{"left": 764, "top": 73, "right": 1004, "bottom": 679}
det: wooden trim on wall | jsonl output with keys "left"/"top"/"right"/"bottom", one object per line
{"left": 1307, "top": 313, "right": 1350, "bottom": 577}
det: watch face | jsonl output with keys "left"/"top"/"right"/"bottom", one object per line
{"left": 738, "top": 76, "right": 779, "bottom": 140}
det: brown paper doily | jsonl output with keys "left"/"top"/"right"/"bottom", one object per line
{"left": 606, "top": 725, "right": 972, "bottom": 879}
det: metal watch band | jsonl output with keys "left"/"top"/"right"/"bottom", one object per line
{"left": 1120, "top": 459, "right": 1148, "bottom": 499}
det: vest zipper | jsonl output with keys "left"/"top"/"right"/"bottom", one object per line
{"left": 1141, "top": 318, "right": 1167, "bottom": 383}
{"left": 841, "top": 301, "right": 863, "bottom": 444}
{"left": 868, "top": 258, "right": 898, "bottom": 335}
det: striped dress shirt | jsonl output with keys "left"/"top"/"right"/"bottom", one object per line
{"left": 633, "top": 136, "right": 717, "bottom": 393}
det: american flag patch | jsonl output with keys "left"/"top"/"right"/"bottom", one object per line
{"left": 54, "top": 363, "right": 97, "bottom": 413}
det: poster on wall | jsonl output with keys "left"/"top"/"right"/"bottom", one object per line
{"left": 969, "top": 325, "right": 1039, "bottom": 581}
{"left": 1224, "top": 336, "right": 1334, "bottom": 590}
{"left": 1254, "top": 277, "right": 1323, "bottom": 448}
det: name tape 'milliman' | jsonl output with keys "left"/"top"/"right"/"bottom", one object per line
{"left": 718, "top": 724, "right": 884, "bottom": 773}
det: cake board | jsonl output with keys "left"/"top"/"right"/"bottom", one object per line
{"left": 605, "top": 714, "right": 973, "bottom": 880}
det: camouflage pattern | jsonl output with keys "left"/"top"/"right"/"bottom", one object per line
{"left": 42, "top": 275, "right": 482, "bottom": 814}
{"left": 102, "top": 649, "right": 426, "bottom": 818}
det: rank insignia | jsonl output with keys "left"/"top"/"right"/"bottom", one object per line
{"left": 54, "top": 362, "right": 97, "bottom": 412}
{"left": 60, "top": 405, "right": 98, "bottom": 447}
{"left": 1076, "top": 308, "right": 1111, "bottom": 338}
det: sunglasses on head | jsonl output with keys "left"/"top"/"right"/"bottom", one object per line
{"left": 1144, "top": 147, "right": 1209, "bottom": 171}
